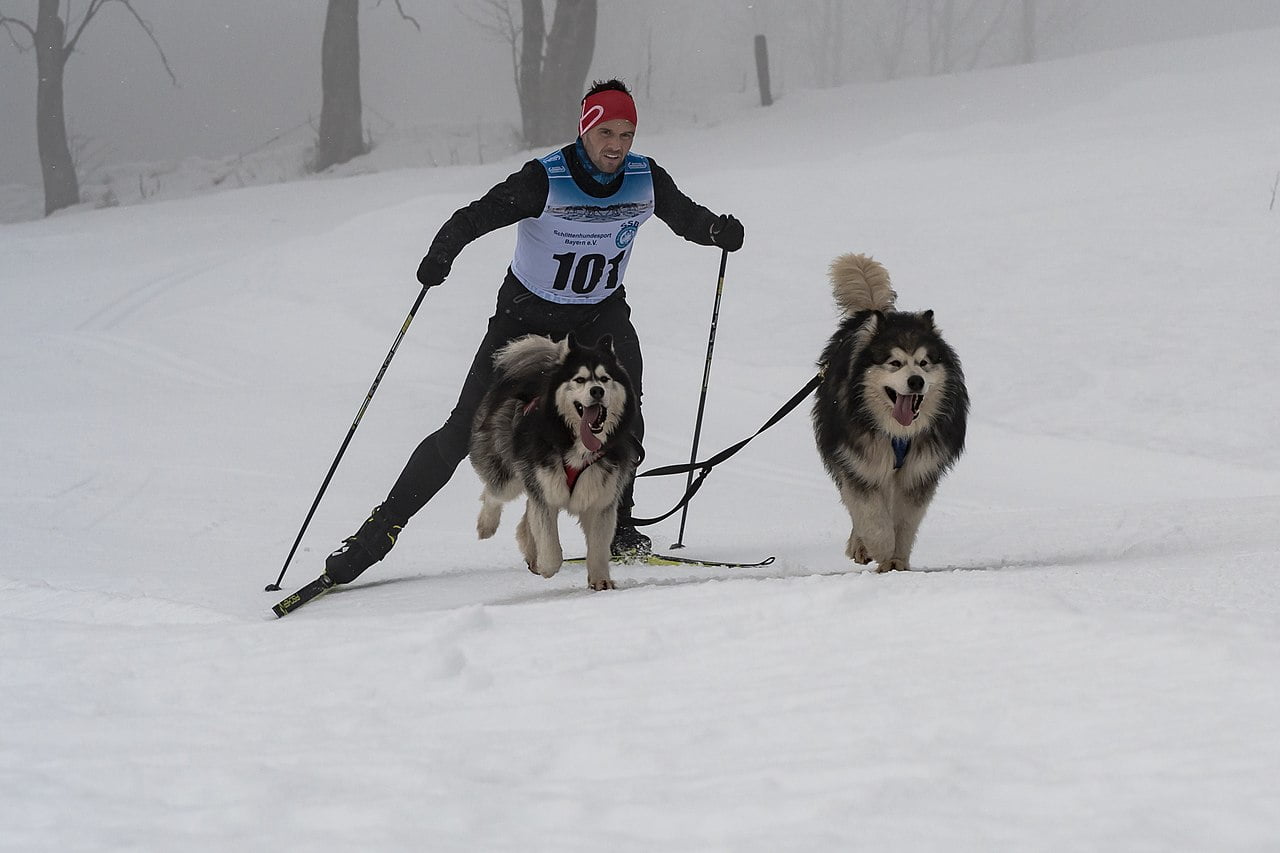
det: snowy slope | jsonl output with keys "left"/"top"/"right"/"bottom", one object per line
{"left": 2, "top": 30, "right": 1279, "bottom": 852}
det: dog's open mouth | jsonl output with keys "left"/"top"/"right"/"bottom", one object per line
{"left": 574, "top": 402, "right": 607, "bottom": 451}
{"left": 885, "top": 388, "right": 923, "bottom": 427}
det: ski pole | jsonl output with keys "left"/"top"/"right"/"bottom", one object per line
{"left": 265, "top": 285, "right": 430, "bottom": 591}
{"left": 671, "top": 248, "right": 729, "bottom": 550}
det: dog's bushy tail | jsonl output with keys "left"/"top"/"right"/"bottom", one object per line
{"left": 493, "top": 334, "right": 565, "bottom": 378}
{"left": 830, "top": 253, "right": 896, "bottom": 315}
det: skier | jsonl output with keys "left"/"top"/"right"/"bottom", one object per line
{"left": 323, "top": 78, "right": 744, "bottom": 585}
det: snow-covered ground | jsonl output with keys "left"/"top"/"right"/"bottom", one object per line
{"left": 3, "top": 29, "right": 1279, "bottom": 852}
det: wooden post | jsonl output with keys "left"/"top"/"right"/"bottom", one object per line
{"left": 754, "top": 34, "right": 773, "bottom": 107}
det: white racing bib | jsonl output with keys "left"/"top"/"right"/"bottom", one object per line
{"left": 510, "top": 150, "right": 655, "bottom": 305}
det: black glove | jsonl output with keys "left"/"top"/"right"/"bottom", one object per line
{"left": 709, "top": 214, "right": 744, "bottom": 252}
{"left": 416, "top": 253, "right": 451, "bottom": 289}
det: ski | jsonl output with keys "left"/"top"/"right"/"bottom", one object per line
{"left": 569, "top": 553, "right": 776, "bottom": 569}
{"left": 271, "top": 573, "right": 336, "bottom": 618}
{"left": 270, "top": 552, "right": 774, "bottom": 618}
{"left": 647, "top": 552, "right": 775, "bottom": 568}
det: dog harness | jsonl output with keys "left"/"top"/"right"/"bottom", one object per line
{"left": 510, "top": 149, "right": 655, "bottom": 306}
{"left": 564, "top": 462, "right": 593, "bottom": 491}
{"left": 891, "top": 437, "right": 911, "bottom": 470}
{"left": 563, "top": 451, "right": 605, "bottom": 491}
{"left": 522, "top": 397, "right": 604, "bottom": 490}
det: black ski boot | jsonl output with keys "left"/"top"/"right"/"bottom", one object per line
{"left": 610, "top": 519, "right": 652, "bottom": 559}
{"left": 324, "top": 504, "right": 404, "bottom": 584}
{"left": 610, "top": 474, "right": 650, "bottom": 559}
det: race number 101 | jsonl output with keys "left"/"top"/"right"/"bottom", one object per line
{"left": 551, "top": 251, "right": 626, "bottom": 294}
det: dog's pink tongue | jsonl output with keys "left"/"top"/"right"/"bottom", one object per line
{"left": 579, "top": 405, "right": 604, "bottom": 452}
{"left": 892, "top": 394, "right": 917, "bottom": 427}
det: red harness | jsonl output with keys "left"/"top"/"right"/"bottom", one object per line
{"left": 522, "top": 396, "right": 602, "bottom": 491}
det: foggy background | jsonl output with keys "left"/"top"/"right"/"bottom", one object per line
{"left": 2, "top": 0, "right": 1279, "bottom": 189}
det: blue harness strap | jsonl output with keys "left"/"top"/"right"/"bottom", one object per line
{"left": 892, "top": 437, "right": 911, "bottom": 470}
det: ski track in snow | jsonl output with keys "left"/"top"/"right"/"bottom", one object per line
{"left": 59, "top": 331, "right": 243, "bottom": 390}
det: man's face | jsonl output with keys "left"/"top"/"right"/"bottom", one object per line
{"left": 581, "top": 119, "right": 636, "bottom": 174}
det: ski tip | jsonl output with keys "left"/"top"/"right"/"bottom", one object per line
{"left": 271, "top": 594, "right": 304, "bottom": 618}
{"left": 270, "top": 574, "right": 336, "bottom": 619}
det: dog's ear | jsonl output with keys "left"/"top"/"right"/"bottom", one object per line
{"left": 850, "top": 311, "right": 880, "bottom": 356}
{"left": 565, "top": 332, "right": 580, "bottom": 351}
{"left": 922, "top": 309, "right": 935, "bottom": 328}
{"left": 596, "top": 334, "right": 615, "bottom": 353}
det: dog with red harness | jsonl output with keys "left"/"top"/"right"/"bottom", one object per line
{"left": 470, "top": 333, "right": 639, "bottom": 590}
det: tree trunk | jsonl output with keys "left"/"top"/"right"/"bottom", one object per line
{"left": 871, "top": 1, "right": 914, "bottom": 81}
{"left": 34, "top": 0, "right": 78, "bottom": 216}
{"left": 539, "top": 0, "right": 596, "bottom": 144}
{"left": 316, "top": 0, "right": 364, "bottom": 171}
{"left": 926, "top": 0, "right": 957, "bottom": 75}
{"left": 814, "top": 0, "right": 846, "bottom": 88}
{"left": 519, "top": 0, "right": 596, "bottom": 148}
{"left": 518, "top": 0, "right": 546, "bottom": 146}
{"left": 1020, "top": 0, "right": 1037, "bottom": 64}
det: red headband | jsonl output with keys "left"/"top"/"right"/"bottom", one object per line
{"left": 579, "top": 89, "right": 638, "bottom": 136}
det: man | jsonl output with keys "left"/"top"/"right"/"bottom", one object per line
{"left": 324, "top": 78, "right": 744, "bottom": 585}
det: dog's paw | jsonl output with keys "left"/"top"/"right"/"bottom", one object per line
{"left": 588, "top": 576, "right": 616, "bottom": 591}
{"left": 875, "top": 557, "right": 910, "bottom": 573}
{"left": 846, "top": 536, "right": 872, "bottom": 564}
{"left": 526, "top": 561, "right": 560, "bottom": 579}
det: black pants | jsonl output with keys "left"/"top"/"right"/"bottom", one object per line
{"left": 380, "top": 276, "right": 644, "bottom": 525}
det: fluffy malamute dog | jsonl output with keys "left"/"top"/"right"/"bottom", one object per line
{"left": 812, "top": 254, "right": 968, "bottom": 572}
{"left": 470, "top": 333, "right": 638, "bottom": 590}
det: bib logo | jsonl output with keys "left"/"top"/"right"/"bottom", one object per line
{"left": 616, "top": 220, "right": 640, "bottom": 249}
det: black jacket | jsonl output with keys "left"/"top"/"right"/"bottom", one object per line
{"left": 425, "top": 143, "right": 721, "bottom": 281}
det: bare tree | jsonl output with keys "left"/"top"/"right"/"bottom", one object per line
{"left": 461, "top": 1, "right": 521, "bottom": 99}
{"left": 314, "top": 0, "right": 420, "bottom": 173}
{"left": 1019, "top": 0, "right": 1037, "bottom": 63}
{"left": 316, "top": 0, "right": 363, "bottom": 171}
{"left": 531, "top": 0, "right": 597, "bottom": 145}
{"left": 802, "top": 0, "right": 848, "bottom": 88}
{"left": 857, "top": 0, "right": 1093, "bottom": 79}
{"left": 959, "top": 0, "right": 1015, "bottom": 71}
{"left": 463, "top": 0, "right": 598, "bottom": 148}
{"left": 519, "top": 0, "right": 546, "bottom": 145}
{"left": 1026, "top": 0, "right": 1100, "bottom": 63}
{"left": 638, "top": 25, "right": 653, "bottom": 101}
{"left": 864, "top": 0, "right": 919, "bottom": 81}
{"left": 922, "top": 0, "right": 1016, "bottom": 74}
{"left": 922, "top": 0, "right": 954, "bottom": 74}
{"left": 1, "top": 0, "right": 174, "bottom": 216}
